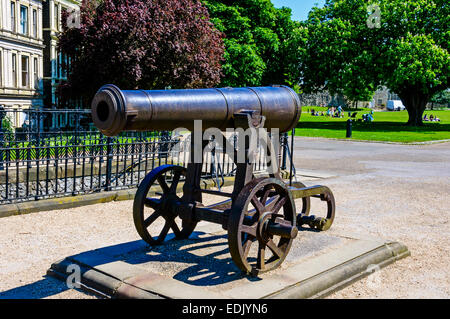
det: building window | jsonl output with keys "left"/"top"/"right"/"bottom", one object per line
{"left": 21, "top": 56, "right": 29, "bottom": 88}
{"left": 34, "top": 57, "right": 38, "bottom": 89}
{"left": 11, "top": 2, "right": 16, "bottom": 33}
{"left": 56, "top": 51, "right": 60, "bottom": 78}
{"left": 61, "top": 7, "right": 68, "bottom": 29}
{"left": 32, "top": 9, "right": 37, "bottom": 38}
{"left": 20, "top": 5, "right": 28, "bottom": 35}
{"left": 12, "top": 54, "right": 17, "bottom": 87}
{"left": 62, "top": 54, "right": 67, "bottom": 78}
{"left": 54, "top": 4, "right": 59, "bottom": 30}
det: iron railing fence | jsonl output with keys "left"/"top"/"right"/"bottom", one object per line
{"left": 0, "top": 109, "right": 294, "bottom": 205}
{"left": 0, "top": 107, "right": 92, "bottom": 134}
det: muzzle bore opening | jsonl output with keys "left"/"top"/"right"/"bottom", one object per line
{"left": 96, "top": 101, "right": 110, "bottom": 123}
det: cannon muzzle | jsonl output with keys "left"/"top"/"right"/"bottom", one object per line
{"left": 91, "top": 84, "right": 301, "bottom": 136}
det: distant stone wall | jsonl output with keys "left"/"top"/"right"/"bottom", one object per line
{"left": 300, "top": 87, "right": 403, "bottom": 109}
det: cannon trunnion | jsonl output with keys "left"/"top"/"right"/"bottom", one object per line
{"left": 91, "top": 85, "right": 335, "bottom": 276}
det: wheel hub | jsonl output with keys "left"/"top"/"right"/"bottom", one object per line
{"left": 159, "top": 193, "right": 179, "bottom": 219}
{"left": 256, "top": 212, "right": 273, "bottom": 244}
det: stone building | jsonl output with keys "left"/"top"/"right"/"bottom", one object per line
{"left": 0, "top": 0, "right": 82, "bottom": 129}
{"left": 0, "top": 0, "right": 44, "bottom": 127}
{"left": 299, "top": 91, "right": 345, "bottom": 108}
{"left": 299, "top": 87, "right": 402, "bottom": 109}
{"left": 42, "top": 0, "right": 81, "bottom": 130}
{"left": 42, "top": 0, "right": 80, "bottom": 109}
{"left": 371, "top": 87, "right": 400, "bottom": 108}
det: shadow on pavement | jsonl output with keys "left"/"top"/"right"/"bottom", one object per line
{"left": 0, "top": 231, "right": 261, "bottom": 298}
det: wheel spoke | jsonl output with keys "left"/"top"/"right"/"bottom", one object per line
{"left": 143, "top": 210, "right": 162, "bottom": 228}
{"left": 251, "top": 196, "right": 265, "bottom": 214}
{"left": 157, "top": 175, "right": 170, "bottom": 194}
{"left": 260, "top": 187, "right": 273, "bottom": 205}
{"left": 242, "top": 236, "right": 255, "bottom": 259}
{"left": 265, "top": 195, "right": 281, "bottom": 212}
{"left": 169, "top": 171, "right": 182, "bottom": 193}
{"left": 257, "top": 243, "right": 265, "bottom": 270}
{"left": 144, "top": 198, "right": 161, "bottom": 210}
{"left": 158, "top": 220, "right": 172, "bottom": 242}
{"left": 241, "top": 224, "right": 257, "bottom": 237}
{"left": 271, "top": 196, "right": 287, "bottom": 214}
{"left": 266, "top": 239, "right": 283, "bottom": 259}
{"left": 171, "top": 220, "right": 182, "bottom": 238}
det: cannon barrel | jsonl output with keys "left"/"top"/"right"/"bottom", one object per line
{"left": 91, "top": 84, "right": 301, "bottom": 136}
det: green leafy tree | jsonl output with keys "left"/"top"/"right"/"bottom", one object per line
{"left": 1, "top": 116, "right": 14, "bottom": 135}
{"left": 430, "top": 89, "right": 450, "bottom": 108}
{"left": 299, "top": 0, "right": 449, "bottom": 125}
{"left": 203, "top": 0, "right": 301, "bottom": 88}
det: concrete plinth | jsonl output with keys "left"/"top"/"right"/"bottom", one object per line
{"left": 47, "top": 222, "right": 409, "bottom": 299}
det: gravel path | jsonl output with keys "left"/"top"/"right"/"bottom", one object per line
{"left": 0, "top": 138, "right": 448, "bottom": 299}
{"left": 293, "top": 138, "right": 450, "bottom": 298}
{"left": 0, "top": 199, "right": 140, "bottom": 299}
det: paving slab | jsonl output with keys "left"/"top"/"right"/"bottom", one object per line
{"left": 295, "top": 170, "right": 337, "bottom": 180}
{"left": 47, "top": 221, "right": 409, "bottom": 299}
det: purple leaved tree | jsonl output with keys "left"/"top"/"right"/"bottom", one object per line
{"left": 58, "top": 0, "right": 225, "bottom": 107}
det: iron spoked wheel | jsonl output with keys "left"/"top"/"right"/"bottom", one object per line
{"left": 294, "top": 181, "right": 311, "bottom": 216}
{"left": 228, "top": 178, "right": 297, "bottom": 276}
{"left": 319, "top": 188, "right": 336, "bottom": 231}
{"left": 297, "top": 186, "right": 335, "bottom": 231}
{"left": 133, "top": 165, "right": 198, "bottom": 245}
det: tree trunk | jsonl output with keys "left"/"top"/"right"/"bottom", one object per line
{"left": 399, "top": 91, "right": 429, "bottom": 126}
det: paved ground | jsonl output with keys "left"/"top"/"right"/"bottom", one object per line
{"left": 0, "top": 137, "right": 448, "bottom": 299}
{"left": 292, "top": 137, "right": 450, "bottom": 298}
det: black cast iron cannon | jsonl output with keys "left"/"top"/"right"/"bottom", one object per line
{"left": 91, "top": 84, "right": 335, "bottom": 276}
{"left": 91, "top": 84, "right": 301, "bottom": 136}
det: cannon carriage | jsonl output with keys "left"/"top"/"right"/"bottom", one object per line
{"left": 91, "top": 84, "right": 335, "bottom": 276}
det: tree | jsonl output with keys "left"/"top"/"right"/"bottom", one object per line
{"left": 58, "top": 0, "right": 225, "bottom": 106}
{"left": 430, "top": 89, "right": 450, "bottom": 108}
{"left": 202, "top": 0, "right": 301, "bottom": 88}
{"left": 298, "top": 0, "right": 449, "bottom": 125}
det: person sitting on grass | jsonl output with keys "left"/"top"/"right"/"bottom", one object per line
{"left": 430, "top": 114, "right": 434, "bottom": 121}
{"left": 424, "top": 114, "right": 429, "bottom": 121}
{"left": 362, "top": 113, "right": 374, "bottom": 123}
{"left": 434, "top": 115, "right": 441, "bottom": 122}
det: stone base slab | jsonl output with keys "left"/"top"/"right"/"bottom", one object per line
{"left": 47, "top": 223, "right": 409, "bottom": 299}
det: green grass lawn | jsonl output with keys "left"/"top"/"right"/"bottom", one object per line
{"left": 295, "top": 110, "right": 450, "bottom": 143}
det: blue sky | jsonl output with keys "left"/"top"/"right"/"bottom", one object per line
{"left": 271, "top": 0, "right": 326, "bottom": 21}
